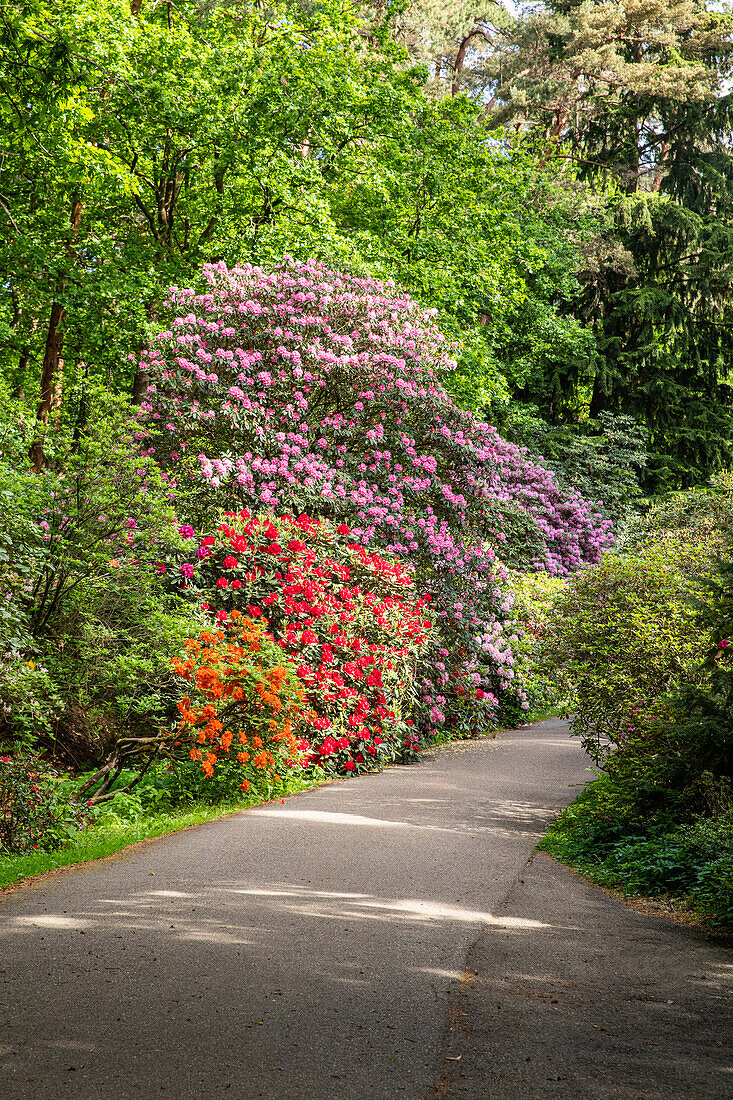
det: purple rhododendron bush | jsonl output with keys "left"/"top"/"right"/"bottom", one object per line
{"left": 136, "top": 258, "right": 612, "bottom": 739}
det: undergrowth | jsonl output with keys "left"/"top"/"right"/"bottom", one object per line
{"left": 539, "top": 775, "right": 733, "bottom": 930}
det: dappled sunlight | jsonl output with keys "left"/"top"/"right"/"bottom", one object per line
{"left": 507, "top": 738, "right": 584, "bottom": 749}
{"left": 246, "top": 799, "right": 559, "bottom": 839}
{"left": 414, "top": 967, "right": 464, "bottom": 981}
{"left": 12, "top": 915, "right": 92, "bottom": 930}
{"left": 147, "top": 890, "right": 196, "bottom": 898}
{"left": 351, "top": 897, "right": 547, "bottom": 928}
{"left": 247, "top": 807, "right": 457, "bottom": 832}
{"left": 479, "top": 799, "right": 556, "bottom": 822}
{"left": 209, "top": 883, "right": 551, "bottom": 930}
{"left": 2, "top": 881, "right": 552, "bottom": 945}
{"left": 225, "top": 888, "right": 370, "bottom": 900}
{"left": 175, "top": 926, "right": 256, "bottom": 947}
{"left": 392, "top": 797, "right": 448, "bottom": 805}
{"left": 691, "top": 960, "right": 733, "bottom": 994}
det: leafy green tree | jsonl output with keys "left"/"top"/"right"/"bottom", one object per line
{"left": 0, "top": 0, "right": 600, "bottom": 440}
{"left": 322, "top": 96, "right": 600, "bottom": 413}
{"left": 0, "top": 0, "right": 429, "bottom": 419}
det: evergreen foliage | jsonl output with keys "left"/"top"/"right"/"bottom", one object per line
{"left": 437, "top": 0, "right": 733, "bottom": 488}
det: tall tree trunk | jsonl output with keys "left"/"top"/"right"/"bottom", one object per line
{"left": 29, "top": 196, "right": 82, "bottom": 471}
{"left": 652, "top": 141, "right": 670, "bottom": 192}
{"left": 452, "top": 29, "right": 488, "bottom": 96}
{"left": 29, "top": 301, "right": 65, "bottom": 471}
{"left": 131, "top": 361, "right": 150, "bottom": 405}
{"left": 132, "top": 300, "right": 158, "bottom": 403}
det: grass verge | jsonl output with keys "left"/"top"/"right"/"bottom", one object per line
{"left": 0, "top": 772, "right": 331, "bottom": 893}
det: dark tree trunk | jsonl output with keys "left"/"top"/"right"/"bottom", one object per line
{"left": 29, "top": 196, "right": 82, "bottom": 471}
{"left": 29, "top": 301, "right": 65, "bottom": 472}
{"left": 452, "top": 29, "right": 488, "bottom": 96}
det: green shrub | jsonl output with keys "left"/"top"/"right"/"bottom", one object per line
{"left": 0, "top": 391, "right": 182, "bottom": 642}
{"left": 0, "top": 754, "right": 90, "bottom": 853}
{"left": 541, "top": 780, "right": 733, "bottom": 929}
{"left": 41, "top": 566, "right": 205, "bottom": 767}
{"left": 503, "top": 567, "right": 567, "bottom": 715}
{"left": 602, "top": 680, "right": 733, "bottom": 819}
{"left": 623, "top": 472, "right": 733, "bottom": 555}
{"left": 0, "top": 653, "right": 63, "bottom": 752}
{"left": 541, "top": 543, "right": 708, "bottom": 761}
{"left": 0, "top": 390, "right": 200, "bottom": 765}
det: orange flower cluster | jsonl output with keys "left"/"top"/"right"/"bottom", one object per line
{"left": 173, "top": 612, "right": 307, "bottom": 787}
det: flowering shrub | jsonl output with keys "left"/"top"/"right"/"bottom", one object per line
{"left": 191, "top": 511, "right": 435, "bottom": 774}
{"left": 0, "top": 755, "right": 90, "bottom": 853}
{"left": 137, "top": 260, "right": 611, "bottom": 737}
{"left": 173, "top": 613, "right": 307, "bottom": 792}
{"left": 138, "top": 258, "right": 611, "bottom": 576}
{"left": 541, "top": 544, "right": 710, "bottom": 763}
{"left": 0, "top": 393, "right": 207, "bottom": 768}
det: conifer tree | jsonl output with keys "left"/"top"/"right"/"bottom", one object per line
{"left": 434, "top": 0, "right": 733, "bottom": 488}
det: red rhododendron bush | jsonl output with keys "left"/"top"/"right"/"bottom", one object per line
{"left": 187, "top": 510, "right": 435, "bottom": 779}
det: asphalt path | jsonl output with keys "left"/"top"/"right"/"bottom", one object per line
{"left": 1, "top": 719, "right": 588, "bottom": 1098}
{"left": 437, "top": 851, "right": 733, "bottom": 1099}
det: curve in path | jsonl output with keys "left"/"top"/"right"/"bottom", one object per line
{"left": 1, "top": 719, "right": 587, "bottom": 1099}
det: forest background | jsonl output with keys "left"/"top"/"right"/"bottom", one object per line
{"left": 1, "top": 0, "right": 733, "bottom": 925}
{"left": 5, "top": 0, "right": 733, "bottom": 492}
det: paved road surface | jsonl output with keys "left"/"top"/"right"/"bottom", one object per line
{"left": 437, "top": 851, "right": 733, "bottom": 1099}
{"left": 1, "top": 719, "right": 730, "bottom": 1098}
{"left": 1, "top": 720, "right": 585, "bottom": 1098}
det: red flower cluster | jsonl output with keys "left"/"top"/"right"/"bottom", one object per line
{"left": 198, "top": 510, "right": 434, "bottom": 775}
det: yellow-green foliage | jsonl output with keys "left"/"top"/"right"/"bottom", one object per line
{"left": 541, "top": 537, "right": 713, "bottom": 762}
{"left": 506, "top": 568, "right": 568, "bottom": 631}
{"left": 541, "top": 479, "right": 733, "bottom": 761}
{"left": 503, "top": 568, "right": 568, "bottom": 714}
{"left": 625, "top": 473, "right": 733, "bottom": 560}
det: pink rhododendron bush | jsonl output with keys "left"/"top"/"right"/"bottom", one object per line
{"left": 137, "top": 258, "right": 613, "bottom": 741}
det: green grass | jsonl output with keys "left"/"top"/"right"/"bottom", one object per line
{"left": 0, "top": 772, "right": 331, "bottom": 891}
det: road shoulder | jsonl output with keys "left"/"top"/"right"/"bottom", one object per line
{"left": 435, "top": 851, "right": 733, "bottom": 1099}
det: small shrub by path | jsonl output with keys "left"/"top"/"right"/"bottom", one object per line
{"left": 540, "top": 777, "right": 733, "bottom": 931}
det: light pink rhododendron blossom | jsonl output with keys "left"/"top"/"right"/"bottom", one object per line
{"left": 137, "top": 259, "right": 612, "bottom": 736}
